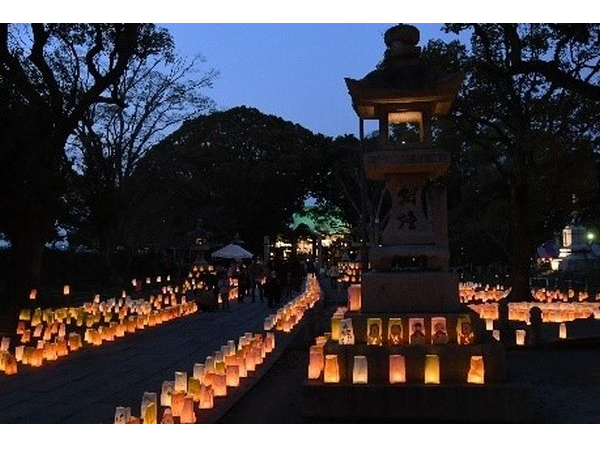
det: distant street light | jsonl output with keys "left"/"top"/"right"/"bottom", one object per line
{"left": 587, "top": 232, "right": 595, "bottom": 242}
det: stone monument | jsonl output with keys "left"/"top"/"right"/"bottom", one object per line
{"left": 303, "top": 24, "right": 534, "bottom": 423}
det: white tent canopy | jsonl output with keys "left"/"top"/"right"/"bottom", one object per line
{"left": 211, "top": 243, "right": 253, "bottom": 260}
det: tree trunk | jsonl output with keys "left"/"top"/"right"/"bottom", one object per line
{"left": 506, "top": 179, "right": 535, "bottom": 302}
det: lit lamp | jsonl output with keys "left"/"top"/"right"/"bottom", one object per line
{"left": 226, "top": 365, "right": 240, "bottom": 387}
{"left": 492, "top": 330, "right": 500, "bottom": 341}
{"left": 308, "top": 345, "right": 324, "bottom": 379}
{"left": 424, "top": 354, "right": 440, "bottom": 384}
{"left": 0, "top": 337, "right": 9, "bottom": 352}
{"left": 324, "top": 355, "right": 340, "bottom": 383}
{"left": 236, "top": 355, "right": 247, "bottom": 378}
{"left": 63, "top": 285, "right": 70, "bottom": 296}
{"left": 352, "top": 355, "right": 368, "bottom": 384}
{"left": 467, "top": 355, "right": 485, "bottom": 384}
{"left": 170, "top": 391, "right": 186, "bottom": 417}
{"left": 114, "top": 406, "right": 131, "bottom": 424}
{"left": 187, "top": 377, "right": 202, "bottom": 402}
{"left": 213, "top": 374, "right": 227, "bottom": 397}
{"left": 485, "top": 319, "right": 494, "bottom": 331}
{"left": 515, "top": 329, "right": 526, "bottom": 346}
{"left": 140, "top": 392, "right": 158, "bottom": 424}
{"left": 15, "top": 346, "right": 24, "bottom": 363}
{"left": 161, "top": 408, "right": 175, "bottom": 424}
{"left": 29, "top": 289, "right": 37, "bottom": 301}
{"left": 331, "top": 316, "right": 342, "bottom": 341}
{"left": 559, "top": 323, "right": 567, "bottom": 339}
{"left": 193, "top": 363, "right": 205, "bottom": 384}
{"left": 161, "top": 381, "right": 175, "bottom": 407}
{"left": 199, "top": 385, "right": 214, "bottom": 409}
{"left": 3, "top": 354, "right": 17, "bottom": 375}
{"left": 347, "top": 284, "right": 361, "bottom": 312}
{"left": 174, "top": 371, "right": 188, "bottom": 393}
{"left": 389, "top": 354, "right": 406, "bottom": 384}
{"left": 180, "top": 396, "right": 196, "bottom": 424}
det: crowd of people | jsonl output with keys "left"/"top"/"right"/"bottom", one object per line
{"left": 197, "top": 256, "right": 312, "bottom": 311}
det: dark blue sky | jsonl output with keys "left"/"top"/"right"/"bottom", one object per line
{"left": 163, "top": 24, "right": 461, "bottom": 137}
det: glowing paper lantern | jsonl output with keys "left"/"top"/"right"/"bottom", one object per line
{"left": 140, "top": 392, "right": 157, "bottom": 424}
{"left": 180, "top": 396, "right": 196, "bottom": 424}
{"left": 485, "top": 319, "right": 494, "bottom": 331}
{"left": 170, "top": 391, "right": 186, "bottom": 417}
{"left": 389, "top": 354, "right": 406, "bottom": 384}
{"left": 160, "top": 381, "right": 175, "bottom": 407}
{"left": 213, "top": 374, "right": 227, "bottom": 397}
{"left": 424, "top": 354, "right": 440, "bottom": 384}
{"left": 0, "top": 337, "right": 9, "bottom": 352}
{"left": 187, "top": 377, "right": 202, "bottom": 402}
{"left": 174, "top": 371, "right": 188, "bottom": 393}
{"left": 161, "top": 408, "right": 174, "bottom": 424}
{"left": 331, "top": 316, "right": 342, "bottom": 341}
{"left": 29, "top": 289, "right": 37, "bottom": 301}
{"left": 324, "top": 355, "right": 340, "bottom": 383}
{"left": 559, "top": 323, "right": 567, "bottom": 339}
{"left": 199, "top": 385, "right": 214, "bottom": 409}
{"left": 226, "top": 365, "right": 240, "bottom": 387}
{"left": 492, "top": 330, "right": 500, "bottom": 341}
{"left": 467, "top": 355, "right": 485, "bottom": 384}
{"left": 347, "top": 284, "right": 361, "bottom": 312}
{"left": 114, "top": 406, "right": 131, "bottom": 424}
{"left": 516, "top": 330, "right": 526, "bottom": 346}
{"left": 15, "top": 346, "right": 24, "bottom": 362}
{"left": 308, "top": 345, "right": 324, "bottom": 379}
{"left": 63, "top": 285, "right": 70, "bottom": 296}
{"left": 193, "top": 363, "right": 205, "bottom": 384}
{"left": 352, "top": 355, "right": 368, "bottom": 384}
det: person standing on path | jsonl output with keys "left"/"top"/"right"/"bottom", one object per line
{"left": 217, "top": 271, "right": 231, "bottom": 311}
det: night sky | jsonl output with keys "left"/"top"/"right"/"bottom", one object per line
{"left": 163, "top": 23, "right": 466, "bottom": 137}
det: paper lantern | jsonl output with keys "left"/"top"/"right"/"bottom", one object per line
{"left": 308, "top": 345, "right": 324, "bottom": 379}
{"left": 68, "top": 333, "right": 82, "bottom": 351}
{"left": 516, "top": 329, "right": 526, "bottom": 346}
{"left": 20, "top": 330, "right": 31, "bottom": 344}
{"left": 347, "top": 284, "right": 361, "bottom": 312}
{"left": 114, "top": 406, "right": 131, "bottom": 424}
{"left": 31, "top": 349, "right": 43, "bottom": 367}
{"left": 492, "top": 330, "right": 500, "bottom": 341}
{"left": 161, "top": 408, "right": 174, "bottom": 424}
{"left": 180, "top": 396, "right": 196, "bottom": 424}
{"left": 160, "top": 381, "right": 175, "bottom": 407}
{"left": 55, "top": 338, "right": 68, "bottom": 357}
{"left": 424, "top": 354, "right": 440, "bottom": 384}
{"left": 203, "top": 371, "right": 215, "bottom": 387}
{"left": 199, "top": 385, "right": 214, "bottom": 409}
{"left": 559, "top": 323, "right": 567, "bottom": 339}
{"left": 389, "top": 354, "right": 406, "bottom": 384}
{"left": 331, "top": 316, "right": 342, "bottom": 341}
{"left": 226, "top": 365, "right": 240, "bottom": 387}
{"left": 0, "top": 337, "right": 9, "bottom": 352}
{"left": 15, "top": 346, "right": 24, "bottom": 362}
{"left": 352, "top": 355, "right": 368, "bottom": 384}
{"left": 485, "top": 319, "right": 494, "bottom": 331}
{"left": 29, "top": 289, "right": 37, "bottom": 301}
{"left": 4, "top": 355, "right": 17, "bottom": 375}
{"left": 63, "top": 285, "right": 70, "bottom": 296}
{"left": 467, "top": 355, "right": 485, "bottom": 384}
{"left": 170, "top": 391, "right": 186, "bottom": 416}
{"left": 174, "top": 371, "right": 188, "bottom": 393}
{"left": 193, "top": 363, "right": 205, "bottom": 384}
{"left": 213, "top": 373, "right": 227, "bottom": 397}
{"left": 22, "top": 347, "right": 34, "bottom": 365}
{"left": 140, "top": 392, "right": 157, "bottom": 424}
{"left": 324, "top": 355, "right": 340, "bottom": 383}
{"left": 266, "top": 332, "right": 275, "bottom": 353}
{"left": 236, "top": 356, "right": 247, "bottom": 378}
{"left": 187, "top": 377, "right": 202, "bottom": 402}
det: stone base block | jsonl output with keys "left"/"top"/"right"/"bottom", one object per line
{"left": 302, "top": 382, "right": 535, "bottom": 423}
{"left": 361, "top": 271, "right": 460, "bottom": 313}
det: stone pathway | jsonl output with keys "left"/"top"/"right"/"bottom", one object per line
{"left": 0, "top": 299, "right": 273, "bottom": 423}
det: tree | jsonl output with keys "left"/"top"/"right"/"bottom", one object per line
{"left": 69, "top": 54, "right": 216, "bottom": 282}
{"left": 0, "top": 24, "right": 172, "bottom": 322}
{"left": 127, "top": 106, "right": 331, "bottom": 254}
{"left": 443, "top": 24, "right": 600, "bottom": 300}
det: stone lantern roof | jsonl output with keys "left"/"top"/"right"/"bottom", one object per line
{"left": 345, "top": 24, "right": 463, "bottom": 120}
